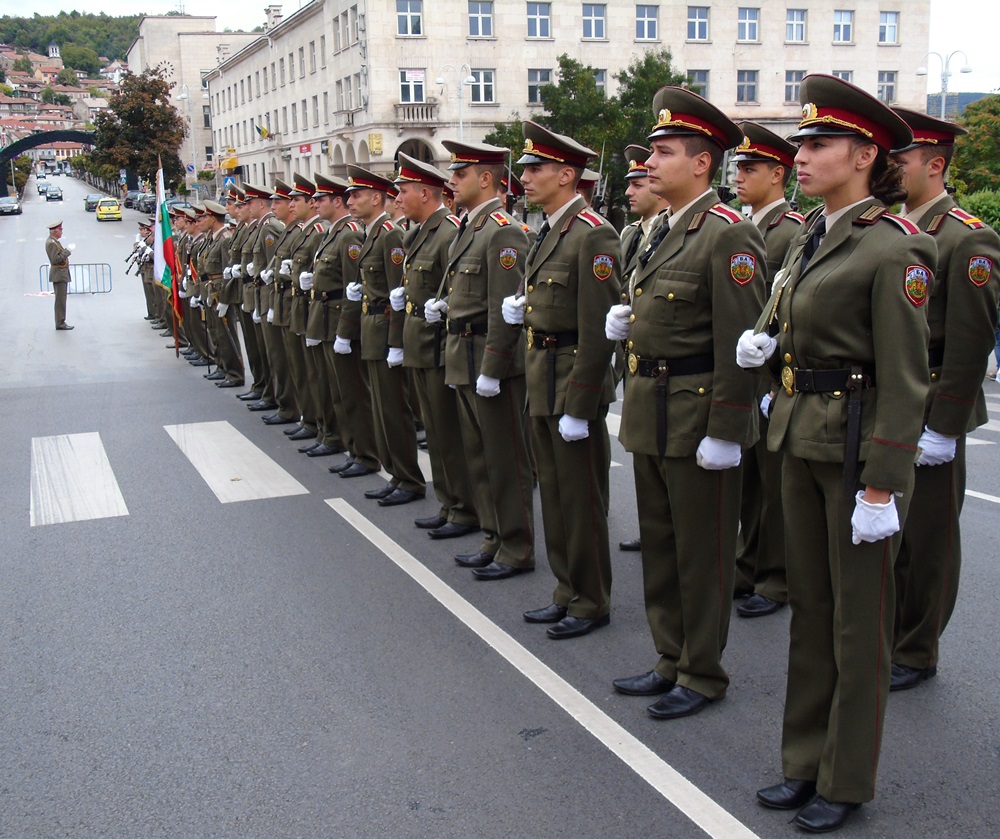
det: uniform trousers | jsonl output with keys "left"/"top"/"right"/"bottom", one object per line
{"left": 238, "top": 302, "right": 267, "bottom": 394}
{"left": 283, "top": 330, "right": 316, "bottom": 430}
{"left": 327, "top": 341, "right": 380, "bottom": 470}
{"left": 304, "top": 342, "right": 342, "bottom": 448}
{"left": 141, "top": 278, "right": 156, "bottom": 319}
{"left": 52, "top": 280, "right": 68, "bottom": 326}
{"left": 531, "top": 412, "right": 611, "bottom": 618}
{"left": 456, "top": 377, "right": 535, "bottom": 568}
{"left": 367, "top": 360, "right": 425, "bottom": 494}
{"left": 780, "top": 455, "right": 910, "bottom": 803}
{"left": 208, "top": 306, "right": 244, "bottom": 383}
{"left": 634, "top": 453, "right": 740, "bottom": 698}
{"left": 261, "top": 317, "right": 296, "bottom": 418}
{"left": 893, "top": 436, "right": 966, "bottom": 670}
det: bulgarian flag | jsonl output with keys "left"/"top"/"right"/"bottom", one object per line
{"left": 153, "top": 165, "right": 182, "bottom": 324}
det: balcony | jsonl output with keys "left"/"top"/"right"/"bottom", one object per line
{"left": 394, "top": 101, "right": 439, "bottom": 131}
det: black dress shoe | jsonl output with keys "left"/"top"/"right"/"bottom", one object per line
{"left": 415, "top": 514, "right": 448, "bottom": 529}
{"left": 237, "top": 391, "right": 262, "bottom": 401}
{"left": 329, "top": 457, "right": 355, "bottom": 473}
{"left": 204, "top": 370, "right": 225, "bottom": 380}
{"left": 646, "top": 685, "right": 713, "bottom": 719}
{"left": 189, "top": 359, "right": 211, "bottom": 367}
{"left": 283, "top": 424, "right": 303, "bottom": 436}
{"left": 262, "top": 414, "right": 297, "bottom": 425}
{"left": 619, "top": 538, "right": 641, "bottom": 551}
{"left": 524, "top": 603, "right": 568, "bottom": 623}
{"left": 890, "top": 662, "right": 937, "bottom": 691}
{"left": 364, "top": 483, "right": 396, "bottom": 500}
{"left": 378, "top": 487, "right": 423, "bottom": 507}
{"left": 55, "top": 324, "right": 75, "bottom": 330}
{"left": 472, "top": 561, "right": 533, "bottom": 580}
{"left": 454, "top": 551, "right": 494, "bottom": 568}
{"left": 216, "top": 379, "right": 244, "bottom": 388}
{"left": 613, "top": 670, "right": 675, "bottom": 696}
{"left": 143, "top": 315, "right": 155, "bottom": 321}
{"left": 288, "top": 427, "right": 317, "bottom": 441}
{"left": 428, "top": 522, "right": 479, "bottom": 540}
{"left": 737, "top": 593, "right": 785, "bottom": 618}
{"left": 247, "top": 401, "right": 278, "bottom": 412}
{"left": 298, "top": 441, "right": 320, "bottom": 453}
{"left": 159, "top": 329, "right": 173, "bottom": 337}
{"left": 792, "top": 796, "right": 859, "bottom": 833}
{"left": 547, "top": 613, "right": 610, "bottom": 640}
{"left": 306, "top": 443, "right": 340, "bottom": 457}
{"left": 756, "top": 779, "right": 817, "bottom": 810}
{"left": 339, "top": 463, "right": 376, "bottom": 478}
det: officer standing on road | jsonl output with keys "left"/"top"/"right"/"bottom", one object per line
{"left": 45, "top": 220, "right": 74, "bottom": 330}
{"left": 200, "top": 199, "right": 243, "bottom": 388}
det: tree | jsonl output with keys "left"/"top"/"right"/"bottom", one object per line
{"left": 0, "top": 67, "right": 6, "bottom": 84}
{"left": 40, "top": 86, "right": 72, "bottom": 106}
{"left": 12, "top": 55, "right": 32, "bottom": 74}
{"left": 56, "top": 67, "right": 79, "bottom": 86}
{"left": 61, "top": 44, "right": 102, "bottom": 78}
{"left": 951, "top": 95, "right": 1000, "bottom": 194}
{"left": 91, "top": 68, "right": 187, "bottom": 188}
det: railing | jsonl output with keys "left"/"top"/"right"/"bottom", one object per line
{"left": 39, "top": 263, "right": 113, "bottom": 294}
{"left": 393, "top": 102, "right": 439, "bottom": 123}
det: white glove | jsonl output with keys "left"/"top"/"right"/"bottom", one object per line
{"left": 502, "top": 294, "right": 525, "bottom": 325}
{"left": 299, "top": 271, "right": 314, "bottom": 291}
{"left": 252, "top": 309, "right": 262, "bottom": 324}
{"left": 134, "top": 233, "right": 142, "bottom": 244}
{"left": 242, "top": 302, "right": 252, "bottom": 313}
{"left": 305, "top": 337, "right": 322, "bottom": 348}
{"left": 178, "top": 287, "right": 190, "bottom": 299}
{"left": 261, "top": 269, "right": 274, "bottom": 285}
{"left": 190, "top": 296, "right": 201, "bottom": 309}
{"left": 851, "top": 491, "right": 900, "bottom": 545}
{"left": 223, "top": 266, "right": 233, "bottom": 280}
{"left": 217, "top": 303, "right": 229, "bottom": 317}
{"left": 558, "top": 414, "right": 590, "bottom": 442}
{"left": 247, "top": 261, "right": 257, "bottom": 277}
{"left": 605, "top": 304, "right": 632, "bottom": 340}
{"left": 696, "top": 436, "right": 742, "bottom": 470}
{"left": 916, "top": 426, "right": 958, "bottom": 467}
{"left": 387, "top": 347, "right": 404, "bottom": 367}
{"left": 232, "top": 264, "right": 242, "bottom": 279}
{"left": 736, "top": 329, "right": 778, "bottom": 369}
{"left": 266, "top": 308, "right": 275, "bottom": 323}
{"left": 280, "top": 258, "right": 292, "bottom": 275}
{"left": 389, "top": 286, "right": 406, "bottom": 311}
{"left": 476, "top": 374, "right": 501, "bottom": 397}
{"left": 760, "top": 392, "right": 773, "bottom": 418}
{"left": 424, "top": 298, "right": 448, "bottom": 323}
{"left": 346, "top": 282, "right": 363, "bottom": 302}
{"left": 66, "top": 243, "right": 76, "bottom": 252}
{"left": 334, "top": 336, "right": 352, "bottom": 354}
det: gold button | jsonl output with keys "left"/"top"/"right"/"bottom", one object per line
{"left": 629, "top": 314, "right": 636, "bottom": 323}
{"left": 547, "top": 279, "right": 554, "bottom": 286}
{"left": 572, "top": 349, "right": 577, "bottom": 355}
{"left": 527, "top": 285, "right": 534, "bottom": 293}
{"left": 362, "top": 294, "right": 368, "bottom": 301}
{"left": 627, "top": 340, "right": 634, "bottom": 349}
{"left": 404, "top": 278, "right": 409, "bottom": 285}
{"left": 667, "top": 292, "right": 674, "bottom": 300}
{"left": 450, "top": 271, "right": 455, "bottom": 276}
{"left": 698, "top": 387, "right": 705, "bottom": 395}
{"left": 526, "top": 305, "right": 533, "bottom": 313}
{"left": 833, "top": 391, "right": 842, "bottom": 397}
{"left": 448, "top": 287, "right": 453, "bottom": 293}
{"left": 931, "top": 372, "right": 939, "bottom": 381}
{"left": 783, "top": 322, "right": 788, "bottom": 332}
{"left": 784, "top": 353, "right": 792, "bottom": 363}
{"left": 635, "top": 287, "right": 642, "bottom": 296}
{"left": 621, "top": 292, "right": 628, "bottom": 301}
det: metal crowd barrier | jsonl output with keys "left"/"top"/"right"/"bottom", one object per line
{"left": 38, "top": 263, "right": 113, "bottom": 294}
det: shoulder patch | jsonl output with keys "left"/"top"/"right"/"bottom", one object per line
{"left": 854, "top": 205, "right": 886, "bottom": 226}
{"left": 445, "top": 214, "right": 462, "bottom": 227}
{"left": 730, "top": 253, "right": 757, "bottom": 285}
{"left": 578, "top": 209, "right": 605, "bottom": 227}
{"left": 882, "top": 212, "right": 920, "bottom": 235}
{"left": 905, "top": 264, "right": 930, "bottom": 306}
{"left": 499, "top": 247, "right": 518, "bottom": 270}
{"left": 708, "top": 203, "right": 744, "bottom": 224}
{"left": 948, "top": 206, "right": 986, "bottom": 229}
{"left": 969, "top": 256, "right": 993, "bottom": 287}
{"left": 489, "top": 211, "right": 511, "bottom": 227}
{"left": 347, "top": 242, "right": 362, "bottom": 261}
{"left": 593, "top": 253, "right": 615, "bottom": 281}
{"left": 390, "top": 246, "right": 405, "bottom": 265}
{"left": 347, "top": 221, "right": 362, "bottom": 231}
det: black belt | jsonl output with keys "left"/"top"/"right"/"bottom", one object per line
{"left": 928, "top": 345, "right": 944, "bottom": 368}
{"left": 276, "top": 281, "right": 291, "bottom": 291}
{"left": 293, "top": 288, "right": 309, "bottom": 297}
{"left": 792, "top": 367, "right": 876, "bottom": 393}
{"left": 631, "top": 353, "right": 714, "bottom": 378}
{"left": 526, "top": 329, "right": 578, "bottom": 349}
{"left": 407, "top": 304, "right": 426, "bottom": 319}
{"left": 447, "top": 321, "right": 488, "bottom": 336}
{"left": 361, "top": 300, "right": 388, "bottom": 316}
{"left": 315, "top": 290, "right": 344, "bottom": 302}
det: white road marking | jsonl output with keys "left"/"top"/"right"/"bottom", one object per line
{"left": 979, "top": 418, "right": 1000, "bottom": 433}
{"left": 377, "top": 448, "right": 433, "bottom": 486}
{"left": 326, "top": 497, "right": 760, "bottom": 839}
{"left": 607, "top": 410, "right": 621, "bottom": 437}
{"left": 165, "top": 420, "right": 308, "bottom": 503}
{"left": 966, "top": 489, "right": 1000, "bottom": 504}
{"left": 966, "top": 438, "right": 994, "bottom": 446}
{"left": 29, "top": 432, "right": 129, "bottom": 526}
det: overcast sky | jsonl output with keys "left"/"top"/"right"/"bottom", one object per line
{"left": 16, "top": 0, "right": 1000, "bottom": 94}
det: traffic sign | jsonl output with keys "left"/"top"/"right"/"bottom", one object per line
{"left": 222, "top": 176, "right": 235, "bottom": 188}
{"left": 119, "top": 168, "right": 126, "bottom": 178}
{"left": 186, "top": 164, "right": 196, "bottom": 173}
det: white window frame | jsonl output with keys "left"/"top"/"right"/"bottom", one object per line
{"left": 736, "top": 69, "right": 758, "bottom": 103}
{"left": 397, "top": 0, "right": 423, "bottom": 36}
{"left": 786, "top": 9, "right": 806, "bottom": 42}
{"left": 526, "top": 2, "right": 551, "bottom": 38}
{"left": 528, "top": 68, "right": 551, "bottom": 104}
{"left": 784, "top": 70, "right": 805, "bottom": 103}
{"left": 877, "top": 70, "right": 897, "bottom": 103}
{"left": 688, "top": 69, "right": 709, "bottom": 98}
{"left": 469, "top": 1, "right": 494, "bottom": 37}
{"left": 399, "top": 68, "right": 425, "bottom": 103}
{"left": 737, "top": 7, "right": 759, "bottom": 42}
{"left": 879, "top": 11, "right": 899, "bottom": 44}
{"left": 832, "top": 69, "right": 853, "bottom": 82}
{"left": 636, "top": 5, "right": 658, "bottom": 41}
{"left": 583, "top": 4, "right": 607, "bottom": 39}
{"left": 687, "top": 6, "right": 709, "bottom": 41}
{"left": 833, "top": 10, "right": 854, "bottom": 44}
{"left": 469, "top": 69, "right": 496, "bottom": 103}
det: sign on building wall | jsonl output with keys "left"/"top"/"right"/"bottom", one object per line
{"left": 299, "top": 143, "right": 312, "bottom": 154}
{"left": 369, "top": 133, "right": 383, "bottom": 155}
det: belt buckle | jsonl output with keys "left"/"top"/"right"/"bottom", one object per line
{"left": 310, "top": 289, "right": 315, "bottom": 301}
{"left": 361, "top": 301, "right": 369, "bottom": 315}
{"left": 405, "top": 300, "right": 413, "bottom": 315}
{"left": 781, "top": 365, "right": 795, "bottom": 396}
{"left": 627, "top": 352, "right": 638, "bottom": 376}
{"left": 526, "top": 327, "right": 534, "bottom": 349}
{"left": 542, "top": 335, "right": 558, "bottom": 349}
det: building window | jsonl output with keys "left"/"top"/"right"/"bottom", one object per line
{"left": 833, "top": 10, "right": 853, "bottom": 43}
{"left": 527, "top": 2, "right": 551, "bottom": 38}
{"left": 737, "top": 70, "right": 758, "bottom": 102}
{"left": 354, "top": 73, "right": 362, "bottom": 106}
{"left": 786, "top": 8, "right": 806, "bottom": 42}
{"left": 397, "top": 0, "right": 423, "bottom": 36}
{"left": 200, "top": 71, "right": 210, "bottom": 90}
{"left": 334, "top": 17, "right": 343, "bottom": 51}
{"left": 320, "top": 36, "right": 326, "bottom": 66}
{"left": 291, "top": 102, "right": 298, "bottom": 132}
{"left": 262, "top": 69, "right": 268, "bottom": 94}
{"left": 879, "top": 11, "right": 899, "bottom": 44}
{"left": 346, "top": 76, "right": 355, "bottom": 110}
{"left": 351, "top": 5, "right": 360, "bottom": 42}
{"left": 593, "top": 68, "right": 607, "bottom": 94}
{"left": 470, "top": 69, "right": 495, "bottom": 103}
{"left": 281, "top": 106, "right": 288, "bottom": 134}
{"left": 687, "top": 6, "right": 709, "bottom": 41}
{"left": 323, "top": 91, "right": 329, "bottom": 124}
{"left": 298, "top": 47, "right": 305, "bottom": 78}
{"left": 832, "top": 69, "right": 853, "bottom": 82}
{"left": 399, "top": 68, "right": 425, "bottom": 102}
{"left": 202, "top": 105, "right": 211, "bottom": 128}
{"left": 279, "top": 58, "right": 285, "bottom": 85}
{"left": 687, "top": 69, "right": 709, "bottom": 98}
{"left": 737, "top": 7, "right": 759, "bottom": 41}
{"left": 254, "top": 71, "right": 260, "bottom": 97}
{"left": 784, "top": 70, "right": 805, "bottom": 102}
{"left": 583, "top": 4, "right": 606, "bottom": 39}
{"left": 288, "top": 52, "right": 295, "bottom": 82}
{"left": 528, "top": 68, "right": 551, "bottom": 103}
{"left": 205, "top": 145, "right": 213, "bottom": 163}
{"left": 309, "top": 41, "right": 317, "bottom": 73}
{"left": 312, "top": 95, "right": 319, "bottom": 125}
{"left": 336, "top": 80, "right": 344, "bottom": 110}
{"left": 271, "top": 62, "right": 276, "bottom": 89}
{"left": 301, "top": 98, "right": 308, "bottom": 129}
{"left": 877, "top": 71, "right": 897, "bottom": 103}
{"left": 636, "top": 5, "right": 658, "bottom": 40}
{"left": 469, "top": 1, "right": 494, "bottom": 37}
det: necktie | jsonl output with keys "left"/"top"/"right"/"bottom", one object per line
{"left": 639, "top": 218, "right": 670, "bottom": 268}
{"left": 457, "top": 215, "right": 468, "bottom": 237}
{"left": 623, "top": 226, "right": 643, "bottom": 268}
{"left": 528, "top": 220, "right": 550, "bottom": 262}
{"left": 799, "top": 215, "right": 827, "bottom": 273}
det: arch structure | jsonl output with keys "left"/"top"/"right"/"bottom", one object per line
{"left": 0, "top": 130, "right": 96, "bottom": 197}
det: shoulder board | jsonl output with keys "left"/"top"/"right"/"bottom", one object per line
{"left": 772, "top": 210, "right": 806, "bottom": 228}
{"left": 489, "top": 211, "right": 511, "bottom": 227}
{"left": 687, "top": 211, "right": 708, "bottom": 233}
{"left": 346, "top": 220, "right": 361, "bottom": 231}
{"left": 381, "top": 220, "right": 395, "bottom": 232}
{"left": 948, "top": 206, "right": 985, "bottom": 229}
{"left": 853, "top": 205, "right": 886, "bottom": 226}
{"left": 628, "top": 219, "right": 641, "bottom": 228}
{"left": 296, "top": 221, "right": 306, "bottom": 229}
{"left": 445, "top": 213, "right": 461, "bottom": 227}
{"left": 708, "top": 203, "right": 743, "bottom": 224}
{"left": 881, "top": 212, "right": 919, "bottom": 234}
{"left": 313, "top": 222, "right": 324, "bottom": 233}
{"left": 577, "top": 209, "right": 604, "bottom": 227}
{"left": 926, "top": 213, "right": 947, "bottom": 235}
{"left": 521, "top": 223, "right": 531, "bottom": 234}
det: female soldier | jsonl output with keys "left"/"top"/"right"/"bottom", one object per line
{"left": 737, "top": 75, "right": 935, "bottom": 833}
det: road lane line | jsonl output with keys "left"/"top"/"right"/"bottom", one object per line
{"left": 165, "top": 420, "right": 308, "bottom": 503}
{"left": 326, "top": 496, "right": 760, "bottom": 839}
{"left": 30, "top": 432, "right": 129, "bottom": 526}
{"left": 966, "top": 489, "right": 1000, "bottom": 504}
{"left": 607, "top": 410, "right": 621, "bottom": 437}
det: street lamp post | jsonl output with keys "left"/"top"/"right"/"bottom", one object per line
{"left": 176, "top": 84, "right": 210, "bottom": 189}
{"left": 917, "top": 51, "right": 973, "bottom": 119}
{"left": 435, "top": 64, "right": 476, "bottom": 142}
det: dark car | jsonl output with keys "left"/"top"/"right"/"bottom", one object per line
{"left": 124, "top": 190, "right": 142, "bottom": 208}
{"left": 45, "top": 186, "right": 63, "bottom": 201}
{"left": 84, "top": 194, "right": 102, "bottom": 211}
{"left": 0, "top": 196, "right": 22, "bottom": 215}
{"left": 136, "top": 193, "right": 157, "bottom": 214}
{"left": 164, "top": 198, "right": 192, "bottom": 212}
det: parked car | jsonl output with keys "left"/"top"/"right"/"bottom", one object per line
{"left": 45, "top": 186, "right": 63, "bottom": 201}
{"left": 37, "top": 181, "right": 49, "bottom": 195}
{"left": 84, "top": 194, "right": 102, "bottom": 211}
{"left": 164, "top": 198, "right": 192, "bottom": 212}
{"left": 123, "top": 190, "right": 142, "bottom": 208}
{"left": 96, "top": 198, "right": 123, "bottom": 221}
{"left": 0, "top": 196, "right": 23, "bottom": 215}
{"left": 136, "top": 193, "right": 157, "bottom": 214}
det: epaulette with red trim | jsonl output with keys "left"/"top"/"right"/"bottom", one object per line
{"left": 708, "top": 203, "right": 744, "bottom": 224}
{"left": 521, "top": 223, "right": 531, "bottom": 234}
{"left": 313, "top": 222, "right": 324, "bottom": 234}
{"left": 769, "top": 210, "right": 805, "bottom": 229}
{"left": 578, "top": 209, "right": 605, "bottom": 227}
{"left": 381, "top": 220, "right": 395, "bottom": 232}
{"left": 687, "top": 212, "right": 708, "bottom": 233}
{"left": 346, "top": 220, "right": 362, "bottom": 231}
{"left": 853, "top": 205, "right": 887, "bottom": 226}
{"left": 489, "top": 210, "right": 510, "bottom": 227}
{"left": 948, "top": 206, "right": 985, "bottom": 229}
{"left": 881, "top": 212, "right": 920, "bottom": 234}
{"left": 445, "top": 213, "right": 462, "bottom": 227}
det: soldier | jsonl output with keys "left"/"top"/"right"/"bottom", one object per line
{"left": 389, "top": 153, "right": 480, "bottom": 538}
{"left": 502, "top": 121, "right": 620, "bottom": 632}
{"left": 345, "top": 165, "right": 426, "bottom": 506}
{"left": 223, "top": 187, "right": 265, "bottom": 403}
{"left": 45, "top": 220, "right": 74, "bottom": 330}
{"left": 739, "top": 75, "right": 935, "bottom": 832}
{"left": 730, "top": 122, "right": 804, "bottom": 617}
{"left": 134, "top": 218, "right": 157, "bottom": 323}
{"left": 183, "top": 207, "right": 214, "bottom": 369}
{"left": 889, "top": 109, "right": 1000, "bottom": 690}
{"left": 196, "top": 200, "right": 242, "bottom": 386}
{"left": 575, "top": 168, "right": 601, "bottom": 210}
{"left": 607, "top": 87, "right": 766, "bottom": 715}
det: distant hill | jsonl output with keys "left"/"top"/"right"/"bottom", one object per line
{"left": 0, "top": 12, "right": 142, "bottom": 63}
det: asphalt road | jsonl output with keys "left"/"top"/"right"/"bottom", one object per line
{"left": 2, "top": 174, "right": 999, "bottom": 838}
